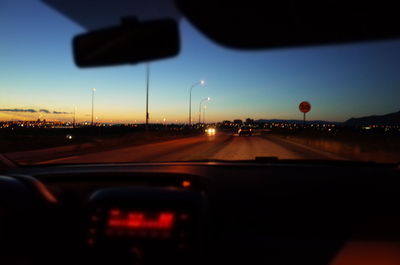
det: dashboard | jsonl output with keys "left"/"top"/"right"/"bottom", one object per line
{"left": 1, "top": 161, "right": 400, "bottom": 265}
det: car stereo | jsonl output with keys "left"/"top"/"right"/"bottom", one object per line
{"left": 85, "top": 187, "right": 206, "bottom": 265}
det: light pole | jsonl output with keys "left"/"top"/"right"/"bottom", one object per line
{"left": 199, "top": 97, "right": 210, "bottom": 124}
{"left": 73, "top": 106, "right": 77, "bottom": 128}
{"left": 145, "top": 63, "right": 150, "bottom": 132}
{"left": 203, "top": 105, "right": 207, "bottom": 124}
{"left": 91, "top": 88, "right": 96, "bottom": 126}
{"left": 188, "top": 80, "right": 205, "bottom": 125}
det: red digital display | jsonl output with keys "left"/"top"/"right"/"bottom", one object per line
{"left": 107, "top": 209, "right": 175, "bottom": 230}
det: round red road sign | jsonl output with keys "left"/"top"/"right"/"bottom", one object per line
{"left": 299, "top": 101, "right": 311, "bottom": 113}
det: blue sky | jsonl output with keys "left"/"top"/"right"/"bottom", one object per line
{"left": 1, "top": 0, "right": 400, "bottom": 123}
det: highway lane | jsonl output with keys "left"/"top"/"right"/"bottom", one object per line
{"left": 212, "top": 135, "right": 299, "bottom": 160}
{"left": 40, "top": 132, "right": 338, "bottom": 164}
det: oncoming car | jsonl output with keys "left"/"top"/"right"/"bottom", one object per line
{"left": 205, "top": 127, "right": 216, "bottom": 135}
{"left": 238, "top": 126, "right": 252, "bottom": 136}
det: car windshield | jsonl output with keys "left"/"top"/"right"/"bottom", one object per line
{"left": 1, "top": 1, "right": 400, "bottom": 165}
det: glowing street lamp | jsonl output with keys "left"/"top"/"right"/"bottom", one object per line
{"left": 199, "top": 97, "right": 210, "bottom": 124}
{"left": 188, "top": 80, "right": 205, "bottom": 125}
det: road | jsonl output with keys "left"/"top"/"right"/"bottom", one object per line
{"left": 40, "top": 132, "right": 339, "bottom": 164}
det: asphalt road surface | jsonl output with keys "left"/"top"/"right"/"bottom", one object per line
{"left": 40, "top": 132, "right": 340, "bottom": 164}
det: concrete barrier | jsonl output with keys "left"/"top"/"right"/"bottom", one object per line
{"left": 271, "top": 134, "right": 400, "bottom": 163}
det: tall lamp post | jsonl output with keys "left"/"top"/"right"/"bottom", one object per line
{"left": 199, "top": 97, "right": 210, "bottom": 124}
{"left": 73, "top": 106, "right": 77, "bottom": 128}
{"left": 188, "top": 80, "right": 205, "bottom": 125}
{"left": 203, "top": 105, "right": 207, "bottom": 124}
{"left": 145, "top": 63, "right": 150, "bottom": 132}
{"left": 91, "top": 88, "right": 96, "bottom": 126}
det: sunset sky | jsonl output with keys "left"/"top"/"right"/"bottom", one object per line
{"left": 1, "top": 0, "right": 400, "bottom": 123}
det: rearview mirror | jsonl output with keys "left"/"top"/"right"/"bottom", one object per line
{"left": 73, "top": 18, "right": 180, "bottom": 67}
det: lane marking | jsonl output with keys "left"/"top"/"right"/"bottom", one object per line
{"left": 36, "top": 155, "right": 82, "bottom": 164}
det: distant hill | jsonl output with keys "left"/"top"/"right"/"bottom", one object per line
{"left": 255, "top": 119, "right": 340, "bottom": 125}
{"left": 344, "top": 110, "right": 400, "bottom": 126}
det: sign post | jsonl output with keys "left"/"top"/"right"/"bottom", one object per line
{"left": 299, "top": 101, "right": 311, "bottom": 127}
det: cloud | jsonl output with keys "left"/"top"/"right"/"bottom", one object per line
{"left": 53, "top": 111, "right": 72, "bottom": 114}
{"left": 0, "top": 108, "right": 71, "bottom": 114}
{"left": 0, "top": 108, "right": 37, "bottom": 113}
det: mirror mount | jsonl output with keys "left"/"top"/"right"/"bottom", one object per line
{"left": 120, "top": 16, "right": 139, "bottom": 27}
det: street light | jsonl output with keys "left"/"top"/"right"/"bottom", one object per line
{"left": 145, "top": 63, "right": 150, "bottom": 132}
{"left": 199, "top": 97, "right": 210, "bottom": 124}
{"left": 188, "top": 80, "right": 205, "bottom": 125}
{"left": 203, "top": 105, "right": 207, "bottom": 124}
{"left": 91, "top": 88, "right": 96, "bottom": 126}
{"left": 73, "top": 106, "right": 77, "bottom": 128}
